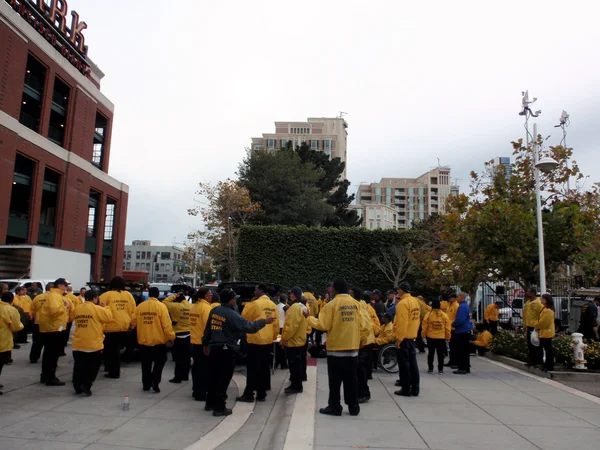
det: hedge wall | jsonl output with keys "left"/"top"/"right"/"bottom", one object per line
{"left": 237, "top": 225, "right": 425, "bottom": 294}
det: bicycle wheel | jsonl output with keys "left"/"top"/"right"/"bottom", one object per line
{"left": 378, "top": 343, "right": 399, "bottom": 373}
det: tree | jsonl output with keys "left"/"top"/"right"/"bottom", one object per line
{"left": 188, "top": 179, "right": 260, "bottom": 281}
{"left": 371, "top": 245, "right": 411, "bottom": 288}
{"left": 238, "top": 148, "right": 334, "bottom": 226}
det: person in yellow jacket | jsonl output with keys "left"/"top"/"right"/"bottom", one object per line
{"left": 523, "top": 288, "right": 543, "bottom": 367}
{"left": 39, "top": 278, "right": 71, "bottom": 386}
{"left": 534, "top": 294, "right": 556, "bottom": 371}
{"left": 165, "top": 291, "right": 192, "bottom": 384}
{"left": 237, "top": 283, "right": 279, "bottom": 403}
{"left": 350, "top": 288, "right": 375, "bottom": 404}
{"left": 422, "top": 299, "right": 451, "bottom": 374}
{"left": 416, "top": 296, "right": 432, "bottom": 354}
{"left": 13, "top": 286, "right": 32, "bottom": 344}
{"left": 393, "top": 282, "right": 421, "bottom": 397}
{"left": 281, "top": 289, "right": 308, "bottom": 394}
{"left": 71, "top": 290, "right": 113, "bottom": 396}
{"left": 445, "top": 293, "right": 459, "bottom": 368}
{"left": 375, "top": 312, "right": 394, "bottom": 346}
{"left": 304, "top": 285, "right": 320, "bottom": 345}
{"left": 62, "top": 286, "right": 81, "bottom": 352}
{"left": 471, "top": 323, "right": 493, "bottom": 355}
{"left": 29, "top": 283, "right": 53, "bottom": 364}
{"left": 100, "top": 276, "right": 137, "bottom": 379}
{"left": 306, "top": 278, "right": 369, "bottom": 417}
{"left": 439, "top": 294, "right": 450, "bottom": 314}
{"left": 0, "top": 292, "right": 24, "bottom": 395}
{"left": 484, "top": 301, "right": 502, "bottom": 335}
{"left": 190, "top": 287, "right": 216, "bottom": 401}
{"left": 131, "top": 286, "right": 175, "bottom": 393}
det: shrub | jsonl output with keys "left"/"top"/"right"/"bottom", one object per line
{"left": 552, "top": 334, "right": 574, "bottom": 366}
{"left": 490, "top": 329, "right": 528, "bottom": 362}
{"left": 585, "top": 340, "right": 600, "bottom": 370}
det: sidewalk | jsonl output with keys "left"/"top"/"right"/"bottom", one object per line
{"left": 0, "top": 345, "right": 235, "bottom": 450}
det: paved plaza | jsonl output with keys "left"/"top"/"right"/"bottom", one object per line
{"left": 2, "top": 343, "right": 600, "bottom": 450}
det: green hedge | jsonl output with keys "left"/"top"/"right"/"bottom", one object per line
{"left": 237, "top": 225, "right": 426, "bottom": 294}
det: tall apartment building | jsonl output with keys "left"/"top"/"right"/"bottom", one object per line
{"left": 0, "top": 0, "right": 128, "bottom": 281}
{"left": 356, "top": 167, "right": 459, "bottom": 229}
{"left": 350, "top": 204, "right": 398, "bottom": 230}
{"left": 251, "top": 117, "right": 348, "bottom": 178}
{"left": 123, "top": 241, "right": 186, "bottom": 284}
{"left": 492, "top": 156, "right": 512, "bottom": 178}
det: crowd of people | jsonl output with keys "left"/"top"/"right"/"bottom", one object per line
{"left": 0, "top": 277, "right": 560, "bottom": 416}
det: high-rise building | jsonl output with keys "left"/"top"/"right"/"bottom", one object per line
{"left": 356, "top": 167, "right": 459, "bottom": 229}
{"left": 492, "top": 157, "right": 512, "bottom": 178}
{"left": 0, "top": 0, "right": 128, "bottom": 281}
{"left": 251, "top": 117, "right": 348, "bottom": 178}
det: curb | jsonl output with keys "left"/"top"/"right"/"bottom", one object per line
{"left": 486, "top": 353, "right": 600, "bottom": 382}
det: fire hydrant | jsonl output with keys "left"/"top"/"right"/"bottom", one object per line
{"left": 571, "top": 333, "right": 588, "bottom": 370}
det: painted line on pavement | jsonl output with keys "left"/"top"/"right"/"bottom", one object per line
{"left": 185, "top": 372, "right": 254, "bottom": 450}
{"left": 485, "top": 358, "right": 600, "bottom": 405}
{"left": 283, "top": 361, "right": 317, "bottom": 450}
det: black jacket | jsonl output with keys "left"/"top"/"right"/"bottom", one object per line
{"left": 202, "top": 303, "right": 266, "bottom": 349}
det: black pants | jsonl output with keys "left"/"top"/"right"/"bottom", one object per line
{"left": 540, "top": 337, "right": 554, "bottom": 370}
{"left": 357, "top": 347, "right": 371, "bottom": 398}
{"left": 454, "top": 332, "right": 471, "bottom": 371}
{"left": 470, "top": 343, "right": 488, "bottom": 356}
{"left": 104, "top": 331, "right": 127, "bottom": 378}
{"left": 315, "top": 330, "right": 323, "bottom": 346}
{"left": 490, "top": 321, "right": 498, "bottom": 336}
{"left": 30, "top": 324, "right": 44, "bottom": 362}
{"left": 243, "top": 344, "right": 272, "bottom": 398}
{"left": 397, "top": 339, "right": 420, "bottom": 394}
{"left": 276, "top": 329, "right": 288, "bottom": 369}
{"left": 72, "top": 350, "right": 102, "bottom": 392}
{"left": 192, "top": 344, "right": 209, "bottom": 398}
{"left": 364, "top": 344, "right": 374, "bottom": 378}
{"left": 172, "top": 335, "right": 191, "bottom": 381}
{"left": 41, "top": 331, "right": 63, "bottom": 382}
{"left": 62, "top": 322, "right": 72, "bottom": 348}
{"left": 416, "top": 326, "right": 425, "bottom": 352}
{"left": 327, "top": 355, "right": 358, "bottom": 413}
{"left": 207, "top": 346, "right": 236, "bottom": 411}
{"left": 447, "top": 331, "right": 456, "bottom": 365}
{"left": 286, "top": 346, "right": 304, "bottom": 389}
{"left": 427, "top": 338, "right": 446, "bottom": 371}
{"left": 301, "top": 343, "right": 308, "bottom": 381}
{"left": 15, "top": 321, "right": 30, "bottom": 343}
{"left": 527, "top": 327, "right": 543, "bottom": 365}
{"left": 0, "top": 351, "right": 10, "bottom": 378}
{"left": 140, "top": 345, "right": 167, "bottom": 389}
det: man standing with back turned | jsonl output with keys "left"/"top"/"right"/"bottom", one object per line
{"left": 393, "top": 282, "right": 421, "bottom": 397}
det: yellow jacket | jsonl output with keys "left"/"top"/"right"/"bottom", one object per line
{"left": 67, "top": 293, "right": 82, "bottom": 309}
{"left": 524, "top": 298, "right": 543, "bottom": 327}
{"left": 359, "top": 301, "right": 375, "bottom": 347}
{"left": 31, "top": 293, "right": 47, "bottom": 324}
{"left": 13, "top": 295, "right": 32, "bottom": 317}
{"left": 241, "top": 295, "right": 279, "bottom": 345}
{"left": 418, "top": 299, "right": 432, "bottom": 322}
{"left": 0, "top": 302, "right": 24, "bottom": 352}
{"left": 375, "top": 322, "right": 394, "bottom": 346}
{"left": 39, "top": 288, "right": 69, "bottom": 333}
{"left": 534, "top": 307, "right": 555, "bottom": 338}
{"left": 368, "top": 304, "right": 381, "bottom": 336}
{"left": 440, "top": 300, "right": 449, "bottom": 313}
{"left": 422, "top": 309, "right": 451, "bottom": 340}
{"left": 484, "top": 304, "right": 499, "bottom": 322}
{"left": 100, "top": 290, "right": 137, "bottom": 333}
{"left": 64, "top": 295, "right": 77, "bottom": 322}
{"left": 72, "top": 302, "right": 114, "bottom": 351}
{"left": 394, "top": 294, "right": 421, "bottom": 343}
{"left": 473, "top": 330, "right": 493, "bottom": 349}
{"left": 131, "top": 297, "right": 175, "bottom": 346}
{"left": 307, "top": 294, "right": 369, "bottom": 354}
{"left": 447, "top": 301, "right": 459, "bottom": 329}
{"left": 282, "top": 302, "right": 308, "bottom": 348}
{"left": 304, "top": 292, "right": 319, "bottom": 317}
{"left": 166, "top": 300, "right": 191, "bottom": 333}
{"left": 189, "top": 300, "right": 213, "bottom": 345}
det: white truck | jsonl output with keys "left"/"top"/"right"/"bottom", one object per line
{"left": 0, "top": 245, "right": 91, "bottom": 294}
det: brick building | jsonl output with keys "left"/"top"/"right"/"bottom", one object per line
{"left": 0, "top": 0, "right": 128, "bottom": 281}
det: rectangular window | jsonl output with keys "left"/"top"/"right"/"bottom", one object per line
{"left": 160, "top": 263, "right": 165, "bottom": 271}
{"left": 20, "top": 55, "right": 47, "bottom": 133}
{"left": 161, "top": 252, "right": 171, "bottom": 259}
{"left": 408, "top": 188, "right": 414, "bottom": 196}
{"left": 294, "top": 140, "right": 298, "bottom": 148}
{"left": 281, "top": 139, "right": 288, "bottom": 148}
{"left": 146, "top": 263, "right": 151, "bottom": 271}
{"left": 9, "top": 155, "right": 35, "bottom": 220}
{"left": 126, "top": 262, "right": 131, "bottom": 270}
{"left": 311, "top": 140, "right": 318, "bottom": 150}
{"left": 48, "top": 78, "right": 70, "bottom": 147}
{"left": 267, "top": 138, "right": 275, "bottom": 148}
{"left": 39, "top": 168, "right": 60, "bottom": 227}
{"left": 135, "top": 262, "right": 140, "bottom": 270}
{"left": 87, "top": 191, "right": 100, "bottom": 237}
{"left": 104, "top": 200, "right": 116, "bottom": 240}
{"left": 324, "top": 140, "right": 331, "bottom": 151}
{"left": 136, "top": 251, "right": 140, "bottom": 259}
{"left": 93, "top": 113, "right": 108, "bottom": 168}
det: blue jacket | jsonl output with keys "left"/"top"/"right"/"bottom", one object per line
{"left": 387, "top": 302, "right": 397, "bottom": 320}
{"left": 453, "top": 302, "right": 473, "bottom": 334}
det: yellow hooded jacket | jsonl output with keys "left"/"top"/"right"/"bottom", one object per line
{"left": 418, "top": 299, "right": 432, "bottom": 322}
{"left": 534, "top": 306, "right": 556, "bottom": 339}
{"left": 375, "top": 321, "right": 394, "bottom": 346}
{"left": 0, "top": 301, "right": 24, "bottom": 352}
{"left": 368, "top": 304, "right": 381, "bottom": 337}
{"left": 131, "top": 297, "right": 175, "bottom": 346}
{"left": 189, "top": 300, "right": 213, "bottom": 345}
{"left": 484, "top": 303, "right": 499, "bottom": 322}
{"left": 281, "top": 302, "right": 308, "bottom": 348}
{"left": 359, "top": 301, "right": 375, "bottom": 347}
{"left": 524, "top": 298, "right": 543, "bottom": 328}
{"left": 39, "top": 288, "right": 69, "bottom": 333}
{"left": 100, "top": 290, "right": 137, "bottom": 333}
{"left": 440, "top": 300, "right": 449, "bottom": 313}
{"left": 393, "top": 293, "right": 421, "bottom": 343}
{"left": 473, "top": 330, "right": 493, "bottom": 348}
{"left": 72, "top": 302, "right": 114, "bottom": 351}
{"left": 13, "top": 294, "right": 32, "bottom": 317}
{"left": 421, "top": 309, "right": 451, "bottom": 340}
{"left": 31, "top": 293, "right": 47, "bottom": 324}
{"left": 242, "top": 295, "right": 279, "bottom": 345}
{"left": 307, "top": 294, "right": 369, "bottom": 354}
{"left": 166, "top": 299, "right": 191, "bottom": 333}
{"left": 304, "top": 292, "right": 319, "bottom": 317}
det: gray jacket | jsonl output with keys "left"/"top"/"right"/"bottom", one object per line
{"left": 202, "top": 303, "right": 266, "bottom": 349}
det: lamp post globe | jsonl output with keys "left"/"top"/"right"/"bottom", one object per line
{"left": 535, "top": 157, "right": 559, "bottom": 174}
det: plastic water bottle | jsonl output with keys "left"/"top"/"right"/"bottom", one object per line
{"left": 121, "top": 394, "right": 130, "bottom": 411}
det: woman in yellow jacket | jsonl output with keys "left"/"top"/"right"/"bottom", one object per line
{"left": 281, "top": 292, "right": 308, "bottom": 394}
{"left": 421, "top": 299, "right": 451, "bottom": 374}
{"left": 165, "top": 291, "right": 192, "bottom": 384}
{"left": 534, "top": 294, "right": 556, "bottom": 372}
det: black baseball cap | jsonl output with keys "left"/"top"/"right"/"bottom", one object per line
{"left": 53, "top": 278, "right": 71, "bottom": 287}
{"left": 220, "top": 289, "right": 238, "bottom": 303}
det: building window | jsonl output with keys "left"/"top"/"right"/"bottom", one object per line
{"left": 254, "top": 144, "right": 264, "bottom": 151}
{"left": 93, "top": 113, "right": 108, "bottom": 168}
{"left": 136, "top": 251, "right": 141, "bottom": 259}
{"left": 48, "top": 78, "right": 70, "bottom": 147}
{"left": 87, "top": 191, "right": 100, "bottom": 237}
{"left": 126, "top": 262, "right": 131, "bottom": 270}
{"left": 281, "top": 139, "right": 288, "bottom": 148}
{"left": 311, "top": 140, "right": 318, "bottom": 150}
{"left": 104, "top": 200, "right": 116, "bottom": 240}
{"left": 135, "top": 262, "right": 140, "bottom": 270}
{"left": 9, "top": 155, "right": 35, "bottom": 221}
{"left": 20, "top": 55, "right": 47, "bottom": 133}
{"left": 267, "top": 139, "right": 275, "bottom": 148}
{"left": 161, "top": 252, "right": 171, "bottom": 259}
{"left": 294, "top": 140, "right": 298, "bottom": 148}
{"left": 39, "top": 168, "right": 60, "bottom": 227}
{"left": 160, "top": 263, "right": 165, "bottom": 271}
{"left": 126, "top": 251, "right": 131, "bottom": 259}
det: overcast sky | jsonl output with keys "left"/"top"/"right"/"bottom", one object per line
{"left": 74, "top": 0, "right": 599, "bottom": 245}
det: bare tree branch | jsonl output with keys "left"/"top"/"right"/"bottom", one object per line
{"left": 371, "top": 245, "right": 411, "bottom": 287}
